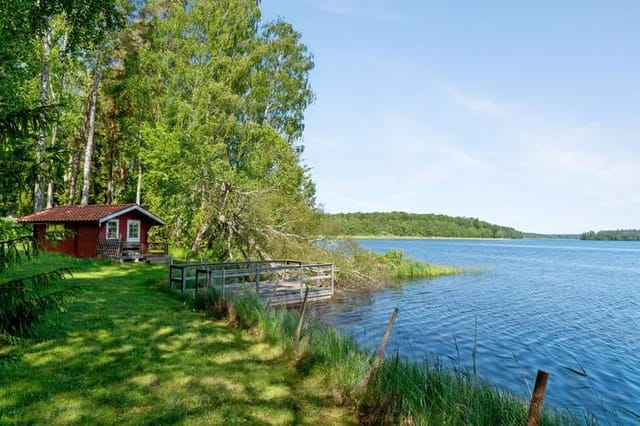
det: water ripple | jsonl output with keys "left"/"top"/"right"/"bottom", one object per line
{"left": 315, "top": 239, "right": 640, "bottom": 425}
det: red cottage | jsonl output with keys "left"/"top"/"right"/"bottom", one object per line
{"left": 18, "top": 204, "right": 167, "bottom": 261}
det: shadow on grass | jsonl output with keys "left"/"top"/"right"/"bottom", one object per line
{"left": 0, "top": 262, "right": 353, "bottom": 425}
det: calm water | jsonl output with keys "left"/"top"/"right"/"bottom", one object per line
{"left": 310, "top": 239, "right": 640, "bottom": 424}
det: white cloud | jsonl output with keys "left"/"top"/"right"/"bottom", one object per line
{"left": 445, "top": 87, "right": 508, "bottom": 118}
{"left": 305, "top": 0, "right": 405, "bottom": 20}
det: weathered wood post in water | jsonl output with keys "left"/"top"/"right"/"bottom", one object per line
{"left": 357, "top": 307, "right": 399, "bottom": 394}
{"left": 294, "top": 287, "right": 310, "bottom": 342}
{"left": 526, "top": 370, "right": 549, "bottom": 426}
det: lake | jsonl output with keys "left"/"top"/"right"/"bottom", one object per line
{"left": 310, "top": 239, "right": 640, "bottom": 424}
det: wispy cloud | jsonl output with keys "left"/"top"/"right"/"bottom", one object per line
{"left": 445, "top": 86, "right": 508, "bottom": 117}
{"left": 305, "top": 0, "right": 405, "bottom": 20}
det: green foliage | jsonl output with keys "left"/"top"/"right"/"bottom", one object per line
{"left": 320, "top": 211, "right": 524, "bottom": 239}
{"left": 0, "top": 269, "right": 74, "bottom": 337}
{"left": 581, "top": 229, "right": 640, "bottom": 241}
{"left": 0, "top": 223, "right": 77, "bottom": 339}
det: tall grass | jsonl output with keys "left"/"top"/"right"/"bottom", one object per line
{"left": 381, "top": 250, "right": 462, "bottom": 280}
{"left": 361, "top": 356, "right": 573, "bottom": 425}
{"left": 389, "top": 258, "right": 462, "bottom": 279}
{"left": 196, "top": 291, "right": 576, "bottom": 425}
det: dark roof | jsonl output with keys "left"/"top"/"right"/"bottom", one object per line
{"left": 18, "top": 204, "right": 166, "bottom": 226}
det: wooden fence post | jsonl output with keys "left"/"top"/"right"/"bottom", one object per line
{"left": 255, "top": 267, "right": 260, "bottom": 293}
{"left": 169, "top": 265, "right": 173, "bottom": 289}
{"left": 181, "top": 266, "right": 186, "bottom": 294}
{"left": 222, "top": 268, "right": 226, "bottom": 299}
{"left": 526, "top": 370, "right": 549, "bottom": 426}
{"left": 293, "top": 287, "right": 310, "bottom": 342}
{"left": 299, "top": 265, "right": 305, "bottom": 297}
{"left": 357, "top": 307, "right": 399, "bottom": 393}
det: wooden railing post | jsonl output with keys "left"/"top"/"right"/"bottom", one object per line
{"left": 331, "top": 264, "right": 335, "bottom": 295}
{"left": 526, "top": 370, "right": 549, "bottom": 426}
{"left": 255, "top": 267, "right": 260, "bottom": 293}
{"left": 299, "top": 264, "right": 305, "bottom": 297}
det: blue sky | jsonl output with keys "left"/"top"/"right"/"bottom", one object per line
{"left": 261, "top": 1, "right": 640, "bottom": 234}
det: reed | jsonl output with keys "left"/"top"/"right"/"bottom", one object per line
{"left": 389, "top": 258, "right": 462, "bottom": 279}
{"left": 361, "top": 355, "right": 574, "bottom": 425}
{"left": 381, "top": 250, "right": 462, "bottom": 280}
{"left": 214, "top": 294, "right": 576, "bottom": 425}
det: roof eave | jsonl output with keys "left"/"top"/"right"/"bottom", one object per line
{"left": 98, "top": 205, "right": 166, "bottom": 226}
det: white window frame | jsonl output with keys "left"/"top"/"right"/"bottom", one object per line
{"left": 46, "top": 223, "right": 65, "bottom": 240}
{"left": 106, "top": 220, "right": 119, "bottom": 240}
{"left": 126, "top": 220, "right": 141, "bottom": 242}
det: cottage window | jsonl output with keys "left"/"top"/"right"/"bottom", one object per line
{"left": 127, "top": 220, "right": 140, "bottom": 242}
{"left": 46, "top": 223, "right": 65, "bottom": 240}
{"left": 106, "top": 220, "right": 119, "bottom": 240}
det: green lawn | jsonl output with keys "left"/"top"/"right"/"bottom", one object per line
{"left": 0, "top": 261, "right": 354, "bottom": 425}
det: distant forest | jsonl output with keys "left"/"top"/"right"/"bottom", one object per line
{"left": 580, "top": 230, "right": 640, "bottom": 241}
{"left": 320, "top": 212, "right": 524, "bottom": 239}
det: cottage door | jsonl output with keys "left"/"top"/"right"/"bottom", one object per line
{"left": 126, "top": 220, "right": 141, "bottom": 243}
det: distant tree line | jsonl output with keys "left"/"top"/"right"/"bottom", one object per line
{"left": 319, "top": 212, "right": 524, "bottom": 239}
{"left": 580, "top": 230, "right": 640, "bottom": 241}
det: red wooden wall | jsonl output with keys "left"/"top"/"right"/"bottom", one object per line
{"left": 34, "top": 211, "right": 157, "bottom": 258}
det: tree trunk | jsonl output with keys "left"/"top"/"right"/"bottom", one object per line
{"left": 80, "top": 59, "right": 102, "bottom": 206}
{"left": 106, "top": 103, "right": 117, "bottom": 204}
{"left": 135, "top": 131, "right": 143, "bottom": 204}
{"left": 136, "top": 159, "right": 142, "bottom": 204}
{"left": 46, "top": 32, "right": 67, "bottom": 209}
{"left": 34, "top": 28, "right": 52, "bottom": 212}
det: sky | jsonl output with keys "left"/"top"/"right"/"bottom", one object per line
{"left": 260, "top": 1, "right": 640, "bottom": 234}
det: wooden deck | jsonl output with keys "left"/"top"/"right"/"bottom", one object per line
{"left": 169, "top": 260, "right": 334, "bottom": 306}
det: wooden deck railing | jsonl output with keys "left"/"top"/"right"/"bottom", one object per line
{"left": 169, "top": 260, "right": 335, "bottom": 306}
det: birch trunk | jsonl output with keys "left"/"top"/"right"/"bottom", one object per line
{"left": 34, "top": 28, "right": 52, "bottom": 212}
{"left": 80, "top": 59, "right": 102, "bottom": 206}
{"left": 46, "top": 32, "right": 68, "bottom": 209}
{"left": 135, "top": 132, "right": 143, "bottom": 204}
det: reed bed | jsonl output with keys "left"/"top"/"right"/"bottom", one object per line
{"left": 389, "top": 258, "right": 462, "bottom": 279}
{"left": 195, "top": 290, "right": 577, "bottom": 425}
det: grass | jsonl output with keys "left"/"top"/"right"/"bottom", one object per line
{"left": 1, "top": 253, "right": 577, "bottom": 425}
{"left": 0, "top": 255, "right": 355, "bottom": 425}
{"left": 378, "top": 250, "right": 462, "bottom": 280}
{"left": 388, "top": 258, "right": 462, "bottom": 279}
{"left": 360, "top": 356, "right": 575, "bottom": 425}
{"left": 197, "top": 290, "right": 577, "bottom": 426}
